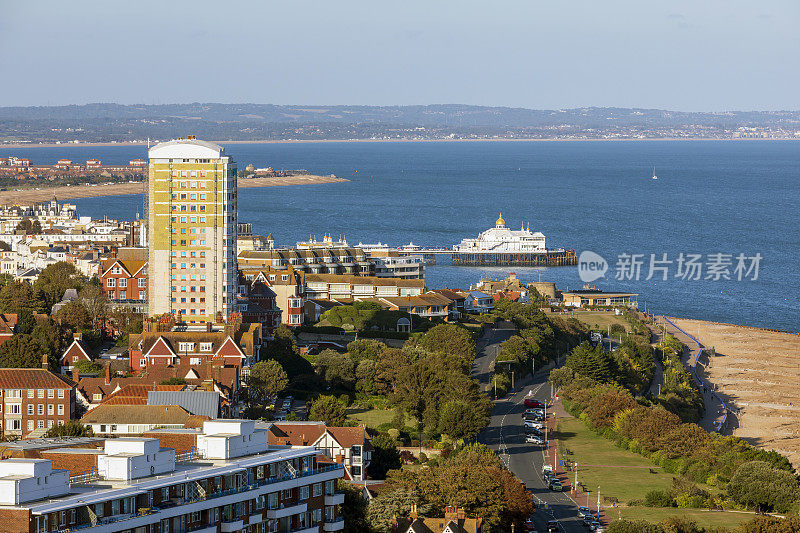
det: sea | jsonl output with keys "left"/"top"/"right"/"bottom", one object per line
{"left": 2, "top": 140, "right": 798, "bottom": 332}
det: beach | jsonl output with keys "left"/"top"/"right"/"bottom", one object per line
{"left": 0, "top": 174, "right": 347, "bottom": 204}
{"left": 670, "top": 318, "right": 800, "bottom": 469}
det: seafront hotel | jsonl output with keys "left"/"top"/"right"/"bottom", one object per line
{"left": 147, "top": 138, "right": 238, "bottom": 323}
{"left": 0, "top": 420, "right": 345, "bottom": 533}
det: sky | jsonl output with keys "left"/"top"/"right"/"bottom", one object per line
{"left": 0, "top": 0, "right": 797, "bottom": 111}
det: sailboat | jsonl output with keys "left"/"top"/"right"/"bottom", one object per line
{"left": 652, "top": 166, "right": 658, "bottom": 180}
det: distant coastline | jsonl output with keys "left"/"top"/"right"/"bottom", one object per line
{"left": 1, "top": 137, "right": 798, "bottom": 150}
{"left": 0, "top": 174, "right": 347, "bottom": 205}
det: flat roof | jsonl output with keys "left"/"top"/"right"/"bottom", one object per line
{"left": 17, "top": 446, "right": 324, "bottom": 514}
{"left": 2, "top": 437, "right": 105, "bottom": 451}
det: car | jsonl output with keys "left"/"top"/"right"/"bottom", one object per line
{"left": 523, "top": 412, "right": 544, "bottom": 422}
{"left": 524, "top": 419, "right": 545, "bottom": 430}
{"left": 525, "top": 408, "right": 545, "bottom": 416}
{"left": 525, "top": 433, "right": 545, "bottom": 444}
{"left": 523, "top": 514, "right": 538, "bottom": 531}
{"left": 549, "top": 479, "right": 563, "bottom": 491}
{"left": 578, "top": 507, "right": 593, "bottom": 520}
{"left": 524, "top": 398, "right": 544, "bottom": 408}
{"left": 546, "top": 519, "right": 561, "bottom": 532}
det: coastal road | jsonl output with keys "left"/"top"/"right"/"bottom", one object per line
{"left": 474, "top": 325, "right": 586, "bottom": 532}
{"left": 472, "top": 321, "right": 517, "bottom": 394}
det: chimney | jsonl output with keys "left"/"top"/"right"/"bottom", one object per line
{"left": 72, "top": 366, "right": 79, "bottom": 382}
{"left": 73, "top": 331, "right": 82, "bottom": 341}
{"left": 105, "top": 363, "right": 111, "bottom": 385}
{"left": 410, "top": 503, "right": 418, "bottom": 519}
{"left": 41, "top": 353, "right": 48, "bottom": 370}
{"left": 206, "top": 322, "right": 212, "bottom": 333}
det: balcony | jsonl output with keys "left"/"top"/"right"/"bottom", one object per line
{"left": 323, "top": 518, "right": 345, "bottom": 531}
{"left": 324, "top": 492, "right": 345, "bottom": 506}
{"left": 187, "top": 525, "right": 217, "bottom": 533}
{"left": 266, "top": 501, "right": 307, "bottom": 520}
{"left": 220, "top": 519, "right": 244, "bottom": 532}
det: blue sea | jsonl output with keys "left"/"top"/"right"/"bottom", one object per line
{"left": 2, "top": 140, "right": 798, "bottom": 332}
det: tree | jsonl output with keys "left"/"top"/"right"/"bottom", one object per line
{"left": 0, "top": 334, "right": 45, "bottom": 368}
{"left": 79, "top": 282, "right": 108, "bottom": 323}
{"left": 262, "top": 325, "right": 312, "bottom": 378}
{"left": 347, "top": 339, "right": 386, "bottom": 362}
{"left": 74, "top": 359, "right": 102, "bottom": 374}
{"left": 418, "top": 324, "right": 476, "bottom": 370}
{"left": 355, "top": 359, "right": 378, "bottom": 394}
{"left": 367, "top": 433, "right": 402, "bottom": 480}
{"left": 315, "top": 349, "right": 356, "bottom": 389}
{"left": 34, "top": 262, "right": 84, "bottom": 311}
{"left": 44, "top": 421, "right": 93, "bottom": 437}
{"left": 16, "top": 309, "right": 36, "bottom": 335}
{"left": 606, "top": 521, "right": 664, "bottom": 533}
{"left": 308, "top": 395, "right": 348, "bottom": 426}
{"left": 338, "top": 479, "right": 373, "bottom": 533}
{"left": 248, "top": 360, "right": 289, "bottom": 399}
{"left": 0, "top": 280, "right": 42, "bottom": 313}
{"left": 738, "top": 516, "right": 800, "bottom": 533}
{"left": 727, "top": 461, "right": 800, "bottom": 513}
{"left": 160, "top": 377, "right": 187, "bottom": 385}
{"left": 366, "top": 488, "right": 429, "bottom": 533}
{"left": 437, "top": 399, "right": 487, "bottom": 439}
{"left": 567, "top": 341, "right": 614, "bottom": 383}
{"left": 56, "top": 299, "right": 92, "bottom": 330}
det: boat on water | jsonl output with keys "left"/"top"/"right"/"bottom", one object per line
{"left": 652, "top": 166, "right": 658, "bottom": 180}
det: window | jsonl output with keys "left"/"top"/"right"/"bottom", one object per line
{"left": 178, "top": 342, "right": 195, "bottom": 352}
{"left": 58, "top": 404, "right": 64, "bottom": 415}
{"left": 27, "top": 404, "right": 33, "bottom": 415}
{"left": 267, "top": 492, "right": 278, "bottom": 509}
{"left": 58, "top": 389, "right": 64, "bottom": 399}
{"left": 138, "top": 278, "right": 146, "bottom": 287}
{"left": 92, "top": 393, "right": 102, "bottom": 402}
{"left": 37, "top": 420, "right": 44, "bottom": 428}
{"left": 37, "top": 404, "right": 44, "bottom": 415}
{"left": 47, "top": 404, "right": 54, "bottom": 415}
{"left": 27, "top": 389, "right": 34, "bottom": 398}
{"left": 190, "top": 357, "right": 201, "bottom": 365}
{"left": 299, "top": 485, "right": 309, "bottom": 500}
{"left": 107, "top": 278, "right": 115, "bottom": 287}
{"left": 118, "top": 278, "right": 127, "bottom": 287}
{"left": 313, "top": 483, "right": 322, "bottom": 497}
{"left": 200, "top": 342, "right": 212, "bottom": 352}
{"left": 37, "top": 389, "right": 44, "bottom": 398}
{"left": 27, "top": 419, "right": 34, "bottom": 431}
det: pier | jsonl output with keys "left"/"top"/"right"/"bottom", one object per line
{"left": 414, "top": 247, "right": 577, "bottom": 267}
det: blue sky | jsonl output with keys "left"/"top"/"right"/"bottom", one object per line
{"left": 1, "top": 0, "right": 797, "bottom": 111}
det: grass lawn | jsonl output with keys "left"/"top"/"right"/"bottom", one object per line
{"left": 613, "top": 506, "right": 753, "bottom": 530}
{"left": 346, "top": 406, "right": 421, "bottom": 430}
{"left": 570, "top": 311, "right": 632, "bottom": 333}
{"left": 555, "top": 418, "right": 675, "bottom": 504}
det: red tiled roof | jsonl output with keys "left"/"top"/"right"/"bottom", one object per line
{"left": 268, "top": 423, "right": 326, "bottom": 446}
{"left": 326, "top": 426, "right": 373, "bottom": 451}
{"left": 0, "top": 369, "right": 75, "bottom": 389}
{"left": 60, "top": 339, "right": 92, "bottom": 363}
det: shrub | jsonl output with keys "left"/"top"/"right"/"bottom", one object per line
{"left": 644, "top": 489, "right": 674, "bottom": 507}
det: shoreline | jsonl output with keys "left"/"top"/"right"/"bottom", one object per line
{"left": 0, "top": 174, "right": 347, "bottom": 204}
{"left": 0, "top": 137, "right": 797, "bottom": 149}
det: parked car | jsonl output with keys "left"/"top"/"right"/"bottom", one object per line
{"left": 547, "top": 520, "right": 561, "bottom": 532}
{"left": 525, "top": 397, "right": 544, "bottom": 408}
{"left": 525, "top": 433, "right": 545, "bottom": 444}
{"left": 525, "top": 408, "right": 545, "bottom": 416}
{"left": 523, "top": 514, "right": 538, "bottom": 531}
{"left": 577, "top": 507, "right": 593, "bottom": 520}
{"left": 524, "top": 419, "right": 545, "bottom": 430}
{"left": 549, "top": 479, "right": 563, "bottom": 491}
{"left": 523, "top": 412, "right": 544, "bottom": 422}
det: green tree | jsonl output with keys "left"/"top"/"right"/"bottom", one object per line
{"left": 308, "top": 395, "right": 348, "bottom": 426}
{"left": 338, "top": 479, "right": 373, "bottom": 533}
{"left": 79, "top": 282, "right": 109, "bottom": 323}
{"left": 56, "top": 299, "right": 92, "bottom": 330}
{"left": 437, "top": 399, "right": 487, "bottom": 439}
{"left": 727, "top": 461, "right": 800, "bottom": 513}
{"left": 355, "top": 359, "right": 378, "bottom": 394}
{"left": 159, "top": 377, "right": 187, "bottom": 385}
{"left": 418, "top": 323, "right": 476, "bottom": 370}
{"left": 315, "top": 349, "right": 356, "bottom": 389}
{"left": 737, "top": 515, "right": 800, "bottom": 533}
{"left": 248, "top": 360, "right": 289, "bottom": 399}
{"left": 367, "top": 489, "right": 429, "bottom": 533}
{"left": 347, "top": 339, "right": 386, "bottom": 362}
{"left": 74, "top": 359, "right": 102, "bottom": 374}
{"left": 44, "top": 421, "right": 93, "bottom": 437}
{"left": 262, "top": 325, "right": 312, "bottom": 378}
{"left": 0, "top": 280, "right": 42, "bottom": 313}
{"left": 34, "top": 261, "right": 85, "bottom": 311}
{"left": 367, "top": 433, "right": 402, "bottom": 479}
{"left": 16, "top": 309, "right": 36, "bottom": 334}
{"left": 0, "top": 334, "right": 45, "bottom": 368}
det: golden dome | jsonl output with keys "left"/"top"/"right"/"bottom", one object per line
{"left": 496, "top": 213, "right": 505, "bottom": 226}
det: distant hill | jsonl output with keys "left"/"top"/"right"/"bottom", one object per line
{"left": 0, "top": 103, "right": 797, "bottom": 143}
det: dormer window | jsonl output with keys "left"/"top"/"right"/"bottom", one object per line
{"left": 178, "top": 342, "right": 195, "bottom": 352}
{"left": 200, "top": 342, "right": 212, "bottom": 352}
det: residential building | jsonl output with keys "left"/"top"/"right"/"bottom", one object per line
{"left": 303, "top": 273, "right": 424, "bottom": 300}
{"left": 377, "top": 292, "right": 455, "bottom": 322}
{"left": 58, "top": 336, "right": 93, "bottom": 375}
{"left": 268, "top": 422, "right": 373, "bottom": 482}
{"left": 237, "top": 274, "right": 282, "bottom": 335}
{"left": 99, "top": 247, "right": 147, "bottom": 313}
{"left": 0, "top": 368, "right": 76, "bottom": 438}
{"left": 362, "top": 249, "right": 424, "bottom": 279}
{"left": 0, "top": 313, "right": 18, "bottom": 346}
{"left": 238, "top": 245, "right": 373, "bottom": 276}
{"left": 561, "top": 289, "right": 638, "bottom": 308}
{"left": 430, "top": 289, "right": 466, "bottom": 319}
{"left": 81, "top": 404, "right": 193, "bottom": 435}
{"left": 243, "top": 267, "right": 306, "bottom": 327}
{"left": 393, "top": 506, "right": 483, "bottom": 533}
{"left": 147, "top": 138, "right": 238, "bottom": 324}
{"left": 0, "top": 421, "right": 345, "bottom": 533}
{"left": 463, "top": 291, "right": 494, "bottom": 314}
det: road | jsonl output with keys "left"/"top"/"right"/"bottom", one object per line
{"left": 474, "top": 324, "right": 587, "bottom": 533}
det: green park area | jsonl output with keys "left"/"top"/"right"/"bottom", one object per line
{"left": 569, "top": 310, "right": 632, "bottom": 334}
{"left": 612, "top": 507, "right": 753, "bottom": 530}
{"left": 555, "top": 417, "right": 674, "bottom": 504}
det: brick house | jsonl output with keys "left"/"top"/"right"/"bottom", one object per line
{"left": 244, "top": 267, "right": 306, "bottom": 327}
{"left": 58, "top": 336, "right": 92, "bottom": 375}
{"left": 0, "top": 368, "right": 76, "bottom": 438}
{"left": 98, "top": 247, "right": 147, "bottom": 314}
{"left": 0, "top": 313, "right": 17, "bottom": 346}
